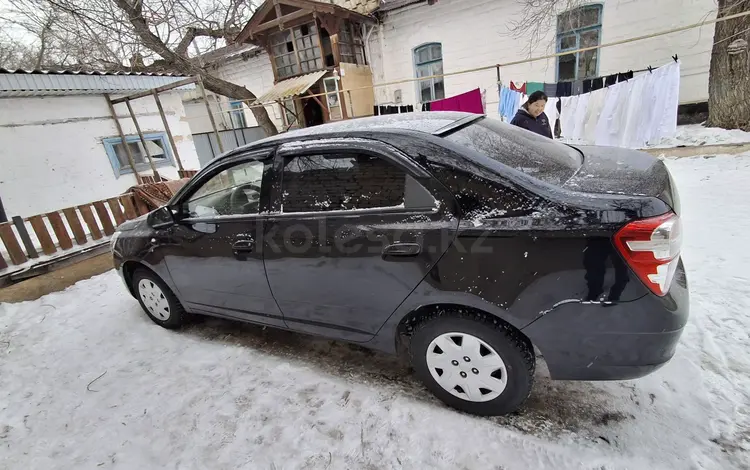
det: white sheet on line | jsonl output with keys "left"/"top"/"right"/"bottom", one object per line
{"left": 558, "top": 61, "right": 680, "bottom": 148}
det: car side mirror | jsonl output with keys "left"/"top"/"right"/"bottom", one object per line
{"left": 147, "top": 206, "right": 175, "bottom": 229}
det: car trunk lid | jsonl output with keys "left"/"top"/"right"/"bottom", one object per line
{"left": 563, "top": 145, "right": 680, "bottom": 214}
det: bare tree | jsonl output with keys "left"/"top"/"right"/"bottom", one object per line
{"left": 508, "top": 0, "right": 750, "bottom": 131}
{"left": 707, "top": 0, "right": 750, "bottom": 130}
{"left": 0, "top": 34, "right": 38, "bottom": 69}
{"left": 0, "top": 0, "right": 279, "bottom": 136}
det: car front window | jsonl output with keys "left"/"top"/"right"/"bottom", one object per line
{"left": 184, "top": 160, "right": 264, "bottom": 217}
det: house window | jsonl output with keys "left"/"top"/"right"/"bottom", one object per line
{"left": 280, "top": 98, "right": 299, "bottom": 128}
{"left": 338, "top": 21, "right": 366, "bottom": 65}
{"left": 294, "top": 22, "right": 323, "bottom": 72}
{"left": 557, "top": 5, "right": 602, "bottom": 81}
{"left": 270, "top": 21, "right": 322, "bottom": 79}
{"left": 414, "top": 43, "right": 444, "bottom": 103}
{"left": 229, "top": 101, "right": 246, "bottom": 128}
{"left": 103, "top": 133, "right": 174, "bottom": 177}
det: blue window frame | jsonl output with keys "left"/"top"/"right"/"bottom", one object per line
{"left": 556, "top": 5, "right": 602, "bottom": 81}
{"left": 414, "top": 42, "right": 444, "bottom": 103}
{"left": 229, "top": 101, "right": 247, "bottom": 128}
{"left": 103, "top": 133, "right": 175, "bottom": 177}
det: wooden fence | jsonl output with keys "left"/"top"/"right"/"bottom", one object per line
{"left": 178, "top": 170, "right": 198, "bottom": 179}
{"left": 0, "top": 192, "right": 151, "bottom": 271}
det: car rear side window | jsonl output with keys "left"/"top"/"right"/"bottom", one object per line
{"left": 281, "top": 152, "right": 436, "bottom": 213}
{"left": 444, "top": 117, "right": 583, "bottom": 185}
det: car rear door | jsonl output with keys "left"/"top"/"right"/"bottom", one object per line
{"left": 262, "top": 138, "right": 459, "bottom": 341}
{"left": 162, "top": 149, "right": 285, "bottom": 327}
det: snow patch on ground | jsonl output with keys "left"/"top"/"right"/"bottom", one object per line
{"left": 1, "top": 154, "right": 750, "bottom": 469}
{"left": 648, "top": 124, "right": 750, "bottom": 148}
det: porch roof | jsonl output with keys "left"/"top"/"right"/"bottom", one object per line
{"left": 254, "top": 70, "right": 328, "bottom": 104}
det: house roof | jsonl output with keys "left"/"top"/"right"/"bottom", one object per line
{"left": 196, "top": 43, "right": 262, "bottom": 66}
{"left": 377, "top": 0, "right": 426, "bottom": 11}
{"left": 0, "top": 68, "right": 196, "bottom": 97}
{"left": 254, "top": 70, "right": 328, "bottom": 103}
{"left": 236, "top": 0, "right": 374, "bottom": 44}
{"left": 329, "top": 0, "right": 380, "bottom": 15}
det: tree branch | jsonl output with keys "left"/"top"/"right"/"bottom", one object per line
{"left": 176, "top": 26, "right": 240, "bottom": 57}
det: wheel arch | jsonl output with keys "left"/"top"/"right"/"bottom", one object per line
{"left": 121, "top": 260, "right": 162, "bottom": 297}
{"left": 393, "top": 303, "right": 534, "bottom": 359}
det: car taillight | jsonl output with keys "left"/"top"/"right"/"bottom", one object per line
{"left": 613, "top": 212, "right": 682, "bottom": 296}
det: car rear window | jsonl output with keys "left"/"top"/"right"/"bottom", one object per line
{"left": 444, "top": 117, "right": 583, "bottom": 185}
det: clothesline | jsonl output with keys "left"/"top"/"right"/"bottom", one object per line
{"left": 178, "top": 9, "right": 750, "bottom": 119}
{"left": 558, "top": 61, "right": 681, "bottom": 148}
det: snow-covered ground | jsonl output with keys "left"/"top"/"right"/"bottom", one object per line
{"left": 1, "top": 154, "right": 749, "bottom": 469}
{"left": 648, "top": 124, "right": 750, "bottom": 148}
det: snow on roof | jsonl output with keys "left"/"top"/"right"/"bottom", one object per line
{"left": 196, "top": 43, "right": 263, "bottom": 65}
{"left": 378, "top": 0, "right": 426, "bottom": 12}
{"left": 0, "top": 68, "right": 195, "bottom": 97}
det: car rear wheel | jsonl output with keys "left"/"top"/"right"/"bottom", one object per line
{"left": 409, "top": 313, "right": 535, "bottom": 416}
{"left": 132, "top": 268, "right": 185, "bottom": 329}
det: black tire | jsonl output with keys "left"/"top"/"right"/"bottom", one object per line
{"left": 132, "top": 268, "right": 185, "bottom": 329}
{"left": 409, "top": 311, "right": 535, "bottom": 416}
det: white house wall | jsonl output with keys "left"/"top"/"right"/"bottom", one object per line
{"left": 212, "top": 53, "right": 285, "bottom": 132}
{"left": 0, "top": 92, "right": 200, "bottom": 217}
{"left": 598, "top": 0, "right": 715, "bottom": 104}
{"left": 370, "top": 0, "right": 717, "bottom": 111}
{"left": 182, "top": 90, "right": 235, "bottom": 134}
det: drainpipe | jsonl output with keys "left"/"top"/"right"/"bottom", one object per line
{"left": 377, "top": 23, "right": 387, "bottom": 104}
{"left": 362, "top": 23, "right": 376, "bottom": 66}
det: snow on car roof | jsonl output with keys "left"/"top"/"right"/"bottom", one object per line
{"left": 232, "top": 112, "right": 475, "bottom": 153}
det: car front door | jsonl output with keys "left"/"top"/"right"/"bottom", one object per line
{"left": 263, "top": 139, "right": 459, "bottom": 341}
{"left": 162, "top": 150, "right": 284, "bottom": 327}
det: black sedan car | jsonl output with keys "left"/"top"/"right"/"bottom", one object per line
{"left": 112, "top": 112, "right": 688, "bottom": 416}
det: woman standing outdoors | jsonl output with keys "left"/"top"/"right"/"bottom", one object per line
{"left": 510, "top": 91, "right": 553, "bottom": 138}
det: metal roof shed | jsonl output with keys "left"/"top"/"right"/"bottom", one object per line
{"left": 0, "top": 68, "right": 196, "bottom": 97}
{"left": 0, "top": 69, "right": 206, "bottom": 184}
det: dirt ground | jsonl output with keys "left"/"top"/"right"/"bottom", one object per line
{"left": 0, "top": 254, "right": 114, "bottom": 303}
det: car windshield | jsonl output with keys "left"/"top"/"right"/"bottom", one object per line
{"left": 444, "top": 117, "right": 583, "bottom": 185}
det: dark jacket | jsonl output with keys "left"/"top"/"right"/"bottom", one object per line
{"left": 510, "top": 108, "right": 553, "bottom": 138}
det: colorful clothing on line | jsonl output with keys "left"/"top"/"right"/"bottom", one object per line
{"left": 510, "top": 81, "right": 526, "bottom": 93}
{"left": 499, "top": 86, "right": 523, "bottom": 121}
{"left": 526, "top": 82, "right": 544, "bottom": 95}
{"left": 430, "top": 88, "right": 484, "bottom": 114}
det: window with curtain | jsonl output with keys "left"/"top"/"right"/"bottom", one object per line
{"left": 557, "top": 5, "right": 602, "bottom": 81}
{"left": 414, "top": 43, "right": 444, "bottom": 103}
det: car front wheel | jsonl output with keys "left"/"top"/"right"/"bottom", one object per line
{"left": 132, "top": 268, "right": 185, "bottom": 329}
{"left": 409, "top": 313, "right": 535, "bottom": 416}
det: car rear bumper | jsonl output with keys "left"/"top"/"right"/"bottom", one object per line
{"left": 522, "top": 260, "right": 689, "bottom": 381}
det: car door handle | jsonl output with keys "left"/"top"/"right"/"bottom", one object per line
{"left": 382, "top": 243, "right": 421, "bottom": 257}
{"left": 232, "top": 239, "right": 255, "bottom": 253}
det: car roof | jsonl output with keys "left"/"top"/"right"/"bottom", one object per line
{"left": 219, "top": 111, "right": 478, "bottom": 159}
